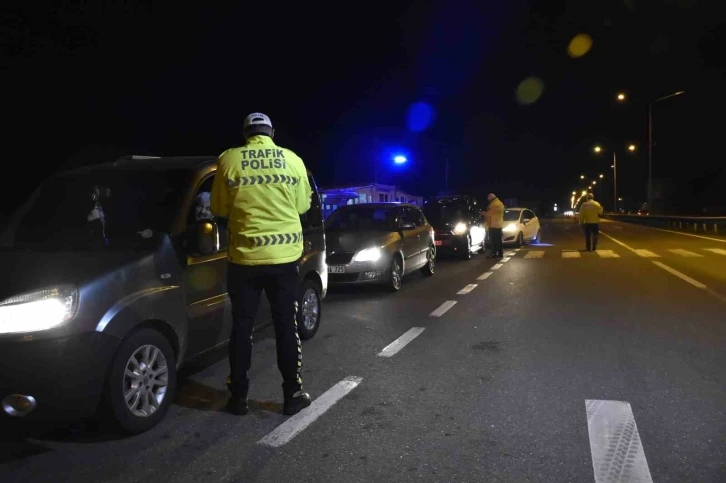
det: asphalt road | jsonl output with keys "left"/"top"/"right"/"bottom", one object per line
{"left": 2, "top": 219, "right": 725, "bottom": 482}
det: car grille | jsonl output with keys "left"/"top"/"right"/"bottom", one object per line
{"left": 329, "top": 273, "right": 360, "bottom": 283}
{"left": 327, "top": 252, "right": 354, "bottom": 265}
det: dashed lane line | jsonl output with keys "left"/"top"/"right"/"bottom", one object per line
{"left": 477, "top": 272, "right": 493, "bottom": 281}
{"left": 586, "top": 400, "right": 653, "bottom": 483}
{"left": 501, "top": 257, "right": 512, "bottom": 263}
{"left": 651, "top": 261, "right": 707, "bottom": 289}
{"left": 667, "top": 249, "right": 703, "bottom": 257}
{"left": 596, "top": 250, "right": 620, "bottom": 258}
{"left": 457, "top": 284, "right": 478, "bottom": 295}
{"left": 633, "top": 249, "right": 659, "bottom": 258}
{"left": 429, "top": 300, "right": 457, "bottom": 317}
{"left": 705, "top": 248, "right": 726, "bottom": 256}
{"left": 524, "top": 250, "right": 545, "bottom": 259}
{"left": 562, "top": 251, "right": 581, "bottom": 259}
{"left": 259, "top": 376, "right": 362, "bottom": 448}
{"left": 491, "top": 263, "right": 503, "bottom": 269}
{"left": 378, "top": 328, "right": 425, "bottom": 358}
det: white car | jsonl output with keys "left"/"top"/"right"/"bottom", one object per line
{"left": 501, "top": 208, "right": 541, "bottom": 246}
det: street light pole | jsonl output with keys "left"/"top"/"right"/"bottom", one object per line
{"left": 613, "top": 152, "right": 617, "bottom": 213}
{"left": 647, "top": 90, "right": 685, "bottom": 211}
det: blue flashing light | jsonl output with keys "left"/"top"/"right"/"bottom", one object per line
{"left": 393, "top": 155, "right": 407, "bottom": 164}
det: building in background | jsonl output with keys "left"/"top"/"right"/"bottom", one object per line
{"left": 319, "top": 183, "right": 424, "bottom": 220}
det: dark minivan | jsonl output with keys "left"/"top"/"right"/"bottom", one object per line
{"left": 0, "top": 155, "right": 327, "bottom": 433}
{"left": 422, "top": 195, "right": 486, "bottom": 259}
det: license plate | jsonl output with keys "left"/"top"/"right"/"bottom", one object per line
{"left": 328, "top": 265, "right": 345, "bottom": 274}
{"left": 434, "top": 240, "right": 443, "bottom": 246}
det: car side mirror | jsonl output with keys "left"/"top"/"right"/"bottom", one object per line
{"left": 400, "top": 222, "right": 416, "bottom": 231}
{"left": 195, "top": 220, "right": 220, "bottom": 255}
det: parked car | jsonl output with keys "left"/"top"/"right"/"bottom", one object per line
{"left": 325, "top": 203, "right": 435, "bottom": 291}
{"left": 500, "top": 207, "right": 541, "bottom": 247}
{"left": 0, "top": 155, "right": 327, "bottom": 433}
{"left": 423, "top": 195, "right": 486, "bottom": 259}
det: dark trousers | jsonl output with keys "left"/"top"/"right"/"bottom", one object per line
{"left": 489, "top": 227, "right": 503, "bottom": 256}
{"left": 583, "top": 223, "right": 599, "bottom": 251}
{"left": 226, "top": 262, "right": 303, "bottom": 400}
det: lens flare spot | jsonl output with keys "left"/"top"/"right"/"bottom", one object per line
{"left": 406, "top": 102, "right": 435, "bottom": 132}
{"left": 515, "top": 77, "right": 545, "bottom": 106}
{"left": 568, "top": 34, "right": 593, "bottom": 58}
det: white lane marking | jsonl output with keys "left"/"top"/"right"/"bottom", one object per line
{"left": 524, "top": 250, "right": 545, "bottom": 259}
{"left": 634, "top": 249, "right": 660, "bottom": 258}
{"left": 705, "top": 248, "right": 726, "bottom": 256}
{"left": 603, "top": 231, "right": 721, "bottom": 299}
{"left": 477, "top": 272, "right": 493, "bottom": 281}
{"left": 378, "top": 327, "right": 425, "bottom": 357}
{"left": 491, "top": 263, "right": 503, "bottom": 269}
{"left": 586, "top": 400, "right": 653, "bottom": 483}
{"left": 430, "top": 300, "right": 457, "bottom": 317}
{"left": 668, "top": 248, "right": 703, "bottom": 257}
{"left": 505, "top": 251, "right": 517, "bottom": 256}
{"left": 562, "top": 251, "right": 581, "bottom": 258}
{"left": 259, "top": 376, "right": 362, "bottom": 448}
{"left": 501, "top": 257, "right": 512, "bottom": 263}
{"left": 652, "top": 261, "right": 707, "bottom": 289}
{"left": 599, "top": 231, "right": 635, "bottom": 250}
{"left": 596, "top": 250, "right": 620, "bottom": 258}
{"left": 457, "top": 284, "right": 478, "bottom": 295}
{"left": 645, "top": 226, "right": 726, "bottom": 244}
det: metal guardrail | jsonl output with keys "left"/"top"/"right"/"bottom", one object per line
{"left": 604, "top": 214, "right": 726, "bottom": 235}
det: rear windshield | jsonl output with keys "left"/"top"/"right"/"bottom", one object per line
{"left": 423, "top": 200, "right": 468, "bottom": 226}
{"left": 325, "top": 206, "right": 397, "bottom": 232}
{"left": 4, "top": 169, "right": 190, "bottom": 251}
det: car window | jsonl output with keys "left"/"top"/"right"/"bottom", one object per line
{"left": 414, "top": 209, "right": 426, "bottom": 227}
{"left": 300, "top": 175, "right": 324, "bottom": 230}
{"left": 523, "top": 210, "right": 535, "bottom": 220}
{"left": 325, "top": 206, "right": 396, "bottom": 232}
{"left": 503, "top": 209, "right": 522, "bottom": 222}
{"left": 400, "top": 207, "right": 417, "bottom": 226}
{"left": 188, "top": 174, "right": 227, "bottom": 253}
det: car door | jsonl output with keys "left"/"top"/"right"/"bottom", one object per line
{"left": 468, "top": 198, "right": 486, "bottom": 247}
{"left": 182, "top": 173, "right": 233, "bottom": 358}
{"left": 412, "top": 207, "right": 431, "bottom": 267}
{"left": 399, "top": 207, "right": 423, "bottom": 271}
{"left": 522, "top": 210, "right": 536, "bottom": 240}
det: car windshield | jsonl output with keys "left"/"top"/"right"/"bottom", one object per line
{"left": 503, "top": 209, "right": 522, "bottom": 222}
{"left": 2, "top": 169, "right": 190, "bottom": 251}
{"left": 325, "top": 206, "right": 397, "bottom": 232}
{"left": 423, "top": 201, "right": 467, "bottom": 226}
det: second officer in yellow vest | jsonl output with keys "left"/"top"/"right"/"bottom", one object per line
{"left": 211, "top": 112, "right": 312, "bottom": 416}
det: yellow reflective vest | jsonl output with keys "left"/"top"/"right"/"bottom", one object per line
{"left": 579, "top": 200, "right": 603, "bottom": 224}
{"left": 211, "top": 135, "right": 311, "bottom": 266}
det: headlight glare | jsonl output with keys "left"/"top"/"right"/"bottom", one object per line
{"left": 353, "top": 247, "right": 382, "bottom": 262}
{"left": 452, "top": 223, "right": 468, "bottom": 235}
{"left": 0, "top": 286, "right": 79, "bottom": 335}
{"left": 503, "top": 223, "right": 518, "bottom": 233}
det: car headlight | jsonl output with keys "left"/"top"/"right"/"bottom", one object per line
{"left": 503, "top": 223, "right": 518, "bottom": 233}
{"left": 452, "top": 223, "right": 468, "bottom": 235}
{"left": 0, "top": 285, "right": 79, "bottom": 335}
{"left": 353, "top": 247, "right": 382, "bottom": 262}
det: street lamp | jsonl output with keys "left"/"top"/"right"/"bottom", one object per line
{"left": 593, "top": 146, "right": 602, "bottom": 153}
{"left": 617, "top": 92, "right": 626, "bottom": 102}
{"left": 580, "top": 174, "right": 585, "bottom": 179}
{"left": 628, "top": 144, "right": 636, "bottom": 152}
{"left": 648, "top": 90, "right": 685, "bottom": 210}
{"left": 599, "top": 174, "right": 604, "bottom": 179}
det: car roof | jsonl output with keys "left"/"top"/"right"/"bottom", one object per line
{"left": 337, "top": 202, "right": 417, "bottom": 210}
{"left": 62, "top": 156, "right": 218, "bottom": 176}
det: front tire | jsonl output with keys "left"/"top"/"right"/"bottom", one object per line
{"left": 387, "top": 256, "right": 403, "bottom": 292}
{"left": 516, "top": 232, "right": 524, "bottom": 248}
{"left": 105, "top": 328, "right": 177, "bottom": 434}
{"left": 297, "top": 279, "right": 321, "bottom": 340}
{"left": 421, "top": 246, "right": 436, "bottom": 276}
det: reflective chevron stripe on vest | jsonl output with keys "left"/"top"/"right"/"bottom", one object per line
{"left": 228, "top": 175, "right": 299, "bottom": 188}
{"left": 250, "top": 232, "right": 303, "bottom": 247}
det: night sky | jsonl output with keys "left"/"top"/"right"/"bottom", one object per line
{"left": 3, "top": 0, "right": 724, "bottom": 216}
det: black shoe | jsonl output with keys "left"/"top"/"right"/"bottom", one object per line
{"left": 283, "top": 392, "right": 311, "bottom": 416}
{"left": 227, "top": 397, "right": 249, "bottom": 416}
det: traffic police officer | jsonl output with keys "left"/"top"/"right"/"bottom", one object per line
{"left": 483, "top": 193, "right": 505, "bottom": 258}
{"left": 211, "top": 112, "right": 312, "bottom": 416}
{"left": 578, "top": 192, "right": 603, "bottom": 251}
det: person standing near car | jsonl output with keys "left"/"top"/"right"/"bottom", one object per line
{"left": 483, "top": 193, "right": 505, "bottom": 258}
{"left": 578, "top": 192, "right": 603, "bottom": 251}
{"left": 210, "top": 112, "right": 313, "bottom": 416}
